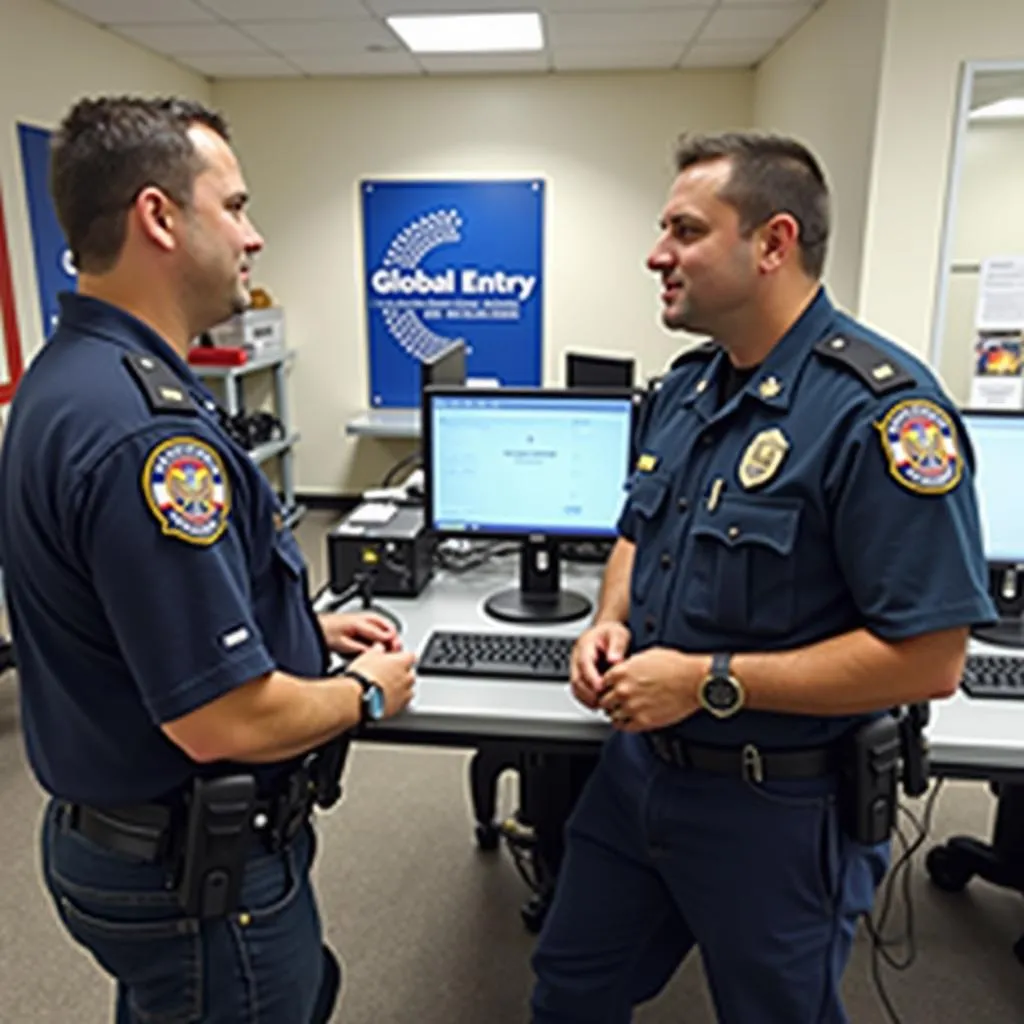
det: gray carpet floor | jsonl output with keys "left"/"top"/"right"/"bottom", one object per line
{"left": 0, "top": 510, "right": 1022, "bottom": 1022}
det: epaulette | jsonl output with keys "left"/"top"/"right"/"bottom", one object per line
{"left": 669, "top": 340, "right": 718, "bottom": 372}
{"left": 812, "top": 335, "right": 916, "bottom": 395}
{"left": 123, "top": 353, "right": 197, "bottom": 415}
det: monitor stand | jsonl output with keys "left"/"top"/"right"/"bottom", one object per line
{"left": 972, "top": 619, "right": 1024, "bottom": 648}
{"left": 484, "top": 537, "right": 592, "bottom": 625}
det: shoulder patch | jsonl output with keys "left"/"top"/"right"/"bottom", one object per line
{"left": 142, "top": 436, "right": 230, "bottom": 545}
{"left": 814, "top": 335, "right": 915, "bottom": 395}
{"left": 124, "top": 353, "right": 197, "bottom": 415}
{"left": 670, "top": 340, "right": 718, "bottom": 371}
{"left": 876, "top": 399, "right": 963, "bottom": 496}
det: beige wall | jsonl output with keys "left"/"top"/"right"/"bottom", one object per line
{"left": 938, "top": 117, "right": 1024, "bottom": 403}
{"left": 212, "top": 71, "right": 754, "bottom": 495}
{"left": 859, "top": 0, "right": 1024, "bottom": 357}
{"left": 754, "top": 0, "right": 889, "bottom": 316}
{"left": 0, "top": 0, "right": 210, "bottom": 373}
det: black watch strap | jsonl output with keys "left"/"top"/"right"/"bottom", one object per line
{"left": 340, "top": 668, "right": 374, "bottom": 693}
{"left": 711, "top": 652, "right": 732, "bottom": 677}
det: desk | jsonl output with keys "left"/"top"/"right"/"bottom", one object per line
{"left": 317, "top": 558, "right": 605, "bottom": 748}
{"left": 316, "top": 563, "right": 1024, "bottom": 767}
{"left": 315, "top": 563, "right": 1024, "bottom": 942}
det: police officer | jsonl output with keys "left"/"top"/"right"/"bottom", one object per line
{"left": 0, "top": 97, "right": 416, "bottom": 1023}
{"left": 530, "top": 132, "right": 997, "bottom": 1023}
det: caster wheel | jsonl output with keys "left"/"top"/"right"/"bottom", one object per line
{"left": 925, "top": 845, "right": 973, "bottom": 893}
{"left": 1013, "top": 935, "right": 1024, "bottom": 966}
{"left": 521, "top": 895, "right": 548, "bottom": 935}
{"left": 474, "top": 822, "right": 500, "bottom": 852}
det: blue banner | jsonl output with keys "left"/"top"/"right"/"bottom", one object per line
{"left": 17, "top": 124, "right": 76, "bottom": 337}
{"left": 361, "top": 180, "right": 544, "bottom": 407}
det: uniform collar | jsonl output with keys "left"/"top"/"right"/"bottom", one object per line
{"left": 56, "top": 291, "right": 215, "bottom": 400}
{"left": 680, "top": 286, "right": 837, "bottom": 418}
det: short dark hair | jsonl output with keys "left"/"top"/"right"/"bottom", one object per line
{"left": 674, "top": 131, "right": 830, "bottom": 279}
{"left": 49, "top": 96, "right": 230, "bottom": 274}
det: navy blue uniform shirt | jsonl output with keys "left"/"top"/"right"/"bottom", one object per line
{"left": 618, "top": 287, "right": 996, "bottom": 749}
{"left": 0, "top": 293, "right": 327, "bottom": 804}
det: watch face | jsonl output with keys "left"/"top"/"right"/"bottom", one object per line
{"left": 366, "top": 685, "right": 387, "bottom": 721}
{"left": 704, "top": 676, "right": 739, "bottom": 711}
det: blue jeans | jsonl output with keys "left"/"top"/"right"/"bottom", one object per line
{"left": 531, "top": 732, "right": 890, "bottom": 1024}
{"left": 42, "top": 799, "right": 338, "bottom": 1023}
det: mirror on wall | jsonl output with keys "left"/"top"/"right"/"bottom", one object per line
{"left": 931, "top": 61, "right": 1024, "bottom": 409}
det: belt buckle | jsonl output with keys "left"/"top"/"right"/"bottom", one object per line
{"left": 741, "top": 744, "right": 764, "bottom": 784}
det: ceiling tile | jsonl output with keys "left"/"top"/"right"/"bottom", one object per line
{"left": 178, "top": 53, "right": 303, "bottom": 77}
{"left": 700, "top": 4, "right": 812, "bottom": 41}
{"left": 239, "top": 19, "right": 398, "bottom": 54}
{"left": 199, "top": 0, "right": 368, "bottom": 17}
{"left": 57, "top": 0, "right": 216, "bottom": 24}
{"left": 113, "top": 23, "right": 267, "bottom": 54}
{"left": 680, "top": 40, "right": 774, "bottom": 67}
{"left": 418, "top": 53, "right": 549, "bottom": 75}
{"left": 289, "top": 52, "right": 423, "bottom": 76}
{"left": 541, "top": 0, "right": 711, "bottom": 9}
{"left": 547, "top": 10, "right": 707, "bottom": 48}
{"left": 717, "top": 0, "right": 815, "bottom": 6}
{"left": 553, "top": 45, "right": 683, "bottom": 72}
{"left": 368, "top": 0, "right": 538, "bottom": 13}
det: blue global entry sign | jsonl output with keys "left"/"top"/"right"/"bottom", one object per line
{"left": 361, "top": 180, "right": 544, "bottom": 407}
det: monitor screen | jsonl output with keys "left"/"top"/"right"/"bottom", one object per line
{"left": 566, "top": 352, "right": 635, "bottom": 389}
{"left": 961, "top": 411, "right": 1024, "bottom": 562}
{"left": 425, "top": 389, "right": 634, "bottom": 539}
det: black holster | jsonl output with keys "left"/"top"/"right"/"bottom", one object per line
{"left": 177, "top": 775, "right": 256, "bottom": 919}
{"left": 308, "top": 737, "right": 351, "bottom": 811}
{"left": 838, "top": 715, "right": 900, "bottom": 845}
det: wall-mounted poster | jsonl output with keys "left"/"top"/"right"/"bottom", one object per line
{"left": 361, "top": 180, "right": 544, "bottom": 408}
{"left": 969, "top": 330, "right": 1023, "bottom": 409}
{"left": 17, "top": 123, "right": 76, "bottom": 338}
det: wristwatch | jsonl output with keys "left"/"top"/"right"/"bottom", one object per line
{"left": 698, "top": 653, "right": 745, "bottom": 720}
{"left": 342, "top": 668, "right": 386, "bottom": 725}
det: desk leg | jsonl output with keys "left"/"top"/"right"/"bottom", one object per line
{"left": 926, "top": 782, "right": 1024, "bottom": 963}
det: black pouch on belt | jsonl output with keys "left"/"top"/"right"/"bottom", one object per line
{"left": 177, "top": 775, "right": 257, "bottom": 918}
{"left": 838, "top": 715, "right": 900, "bottom": 844}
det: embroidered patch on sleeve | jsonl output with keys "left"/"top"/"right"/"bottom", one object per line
{"left": 876, "top": 399, "right": 963, "bottom": 496}
{"left": 142, "top": 436, "right": 230, "bottom": 545}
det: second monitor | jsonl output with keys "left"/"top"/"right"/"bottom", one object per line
{"left": 423, "top": 387, "right": 635, "bottom": 624}
{"left": 566, "top": 352, "right": 635, "bottom": 390}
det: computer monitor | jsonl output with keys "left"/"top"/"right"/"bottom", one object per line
{"left": 423, "top": 387, "right": 635, "bottom": 624}
{"left": 566, "top": 352, "right": 635, "bottom": 390}
{"left": 961, "top": 410, "right": 1024, "bottom": 646}
{"left": 420, "top": 340, "right": 467, "bottom": 397}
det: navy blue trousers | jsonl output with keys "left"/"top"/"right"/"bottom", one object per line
{"left": 42, "top": 799, "right": 339, "bottom": 1023}
{"left": 531, "top": 732, "right": 890, "bottom": 1023}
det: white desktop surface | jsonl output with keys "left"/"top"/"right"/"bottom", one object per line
{"left": 316, "top": 559, "right": 1024, "bottom": 774}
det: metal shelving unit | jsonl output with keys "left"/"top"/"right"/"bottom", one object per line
{"left": 194, "top": 349, "right": 306, "bottom": 528}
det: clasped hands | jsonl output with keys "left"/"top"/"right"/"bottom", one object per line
{"left": 318, "top": 611, "right": 403, "bottom": 655}
{"left": 570, "top": 621, "right": 710, "bottom": 733}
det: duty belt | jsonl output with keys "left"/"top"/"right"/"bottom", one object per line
{"left": 64, "top": 767, "right": 316, "bottom": 864}
{"left": 646, "top": 733, "right": 836, "bottom": 783}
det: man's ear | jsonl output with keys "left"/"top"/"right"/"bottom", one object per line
{"left": 757, "top": 213, "right": 800, "bottom": 274}
{"left": 134, "top": 187, "right": 178, "bottom": 253}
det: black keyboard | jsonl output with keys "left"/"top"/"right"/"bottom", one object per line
{"left": 419, "top": 630, "right": 574, "bottom": 682}
{"left": 961, "top": 654, "right": 1024, "bottom": 700}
